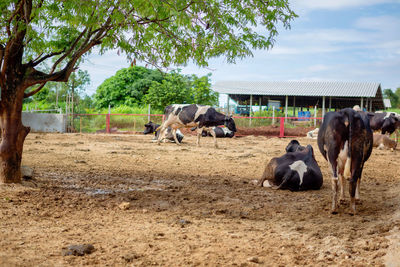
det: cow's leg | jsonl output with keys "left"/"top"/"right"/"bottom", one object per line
{"left": 171, "top": 128, "right": 181, "bottom": 145}
{"left": 349, "top": 179, "right": 357, "bottom": 215}
{"left": 327, "top": 148, "right": 340, "bottom": 214}
{"left": 355, "top": 178, "right": 361, "bottom": 201}
{"left": 337, "top": 140, "right": 349, "bottom": 204}
{"left": 156, "top": 125, "right": 167, "bottom": 145}
{"left": 349, "top": 159, "right": 363, "bottom": 215}
{"left": 338, "top": 174, "right": 346, "bottom": 203}
{"left": 209, "top": 128, "right": 218, "bottom": 149}
{"left": 196, "top": 128, "right": 203, "bottom": 147}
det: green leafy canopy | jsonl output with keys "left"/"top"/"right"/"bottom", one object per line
{"left": 1, "top": 0, "right": 296, "bottom": 96}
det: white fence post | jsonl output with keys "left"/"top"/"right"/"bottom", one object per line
{"left": 148, "top": 104, "right": 151, "bottom": 122}
{"left": 272, "top": 106, "right": 275, "bottom": 125}
{"left": 314, "top": 106, "right": 317, "bottom": 127}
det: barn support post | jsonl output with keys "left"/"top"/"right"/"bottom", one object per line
{"left": 259, "top": 96, "right": 262, "bottom": 109}
{"left": 322, "top": 96, "right": 326, "bottom": 120}
{"left": 361, "top": 97, "right": 364, "bottom": 110}
{"left": 329, "top": 97, "right": 332, "bottom": 111}
{"left": 369, "top": 98, "right": 372, "bottom": 111}
{"left": 284, "top": 95, "right": 288, "bottom": 123}
{"left": 293, "top": 96, "right": 296, "bottom": 117}
{"left": 249, "top": 94, "right": 253, "bottom": 126}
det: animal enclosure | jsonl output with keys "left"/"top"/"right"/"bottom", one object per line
{"left": 0, "top": 133, "right": 399, "bottom": 266}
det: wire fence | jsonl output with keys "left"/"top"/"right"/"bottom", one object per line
{"left": 70, "top": 113, "right": 323, "bottom": 138}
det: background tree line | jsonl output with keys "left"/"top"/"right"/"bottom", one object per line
{"left": 384, "top": 88, "right": 400, "bottom": 109}
{"left": 24, "top": 66, "right": 218, "bottom": 114}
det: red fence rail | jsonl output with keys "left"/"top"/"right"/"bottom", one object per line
{"left": 71, "top": 113, "right": 323, "bottom": 138}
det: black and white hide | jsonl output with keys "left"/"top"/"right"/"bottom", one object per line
{"left": 157, "top": 104, "right": 237, "bottom": 148}
{"left": 143, "top": 121, "right": 184, "bottom": 143}
{"left": 318, "top": 108, "right": 373, "bottom": 215}
{"left": 258, "top": 143, "right": 323, "bottom": 191}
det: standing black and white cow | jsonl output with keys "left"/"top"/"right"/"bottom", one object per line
{"left": 157, "top": 104, "right": 237, "bottom": 148}
{"left": 368, "top": 112, "right": 400, "bottom": 135}
{"left": 367, "top": 112, "right": 400, "bottom": 144}
{"left": 201, "top": 126, "right": 235, "bottom": 138}
{"left": 258, "top": 142, "right": 323, "bottom": 191}
{"left": 143, "top": 121, "right": 184, "bottom": 143}
{"left": 318, "top": 108, "right": 373, "bottom": 215}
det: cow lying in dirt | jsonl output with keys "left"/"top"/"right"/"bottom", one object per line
{"left": 285, "top": 139, "right": 305, "bottom": 152}
{"left": 373, "top": 134, "right": 397, "bottom": 150}
{"left": 257, "top": 141, "right": 323, "bottom": 191}
{"left": 306, "top": 128, "right": 319, "bottom": 139}
{"left": 143, "top": 121, "right": 184, "bottom": 143}
{"left": 201, "top": 126, "right": 235, "bottom": 138}
{"left": 157, "top": 104, "right": 237, "bottom": 148}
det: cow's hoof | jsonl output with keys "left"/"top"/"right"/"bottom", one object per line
{"left": 355, "top": 199, "right": 362, "bottom": 204}
{"left": 339, "top": 198, "right": 346, "bottom": 204}
{"left": 348, "top": 210, "right": 355, "bottom": 216}
{"left": 331, "top": 210, "right": 338, "bottom": 215}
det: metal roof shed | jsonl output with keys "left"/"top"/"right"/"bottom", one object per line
{"left": 213, "top": 81, "right": 385, "bottom": 117}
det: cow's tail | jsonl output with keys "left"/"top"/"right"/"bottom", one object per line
{"left": 342, "top": 109, "right": 355, "bottom": 178}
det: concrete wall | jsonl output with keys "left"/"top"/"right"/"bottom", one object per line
{"left": 22, "top": 113, "right": 67, "bottom": 133}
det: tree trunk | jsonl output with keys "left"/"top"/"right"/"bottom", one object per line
{"left": 0, "top": 91, "right": 30, "bottom": 183}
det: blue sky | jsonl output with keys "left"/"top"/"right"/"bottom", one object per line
{"left": 80, "top": 0, "right": 400, "bottom": 106}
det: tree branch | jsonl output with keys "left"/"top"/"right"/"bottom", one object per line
{"left": 29, "top": 49, "right": 66, "bottom": 67}
{"left": 23, "top": 82, "right": 46, "bottom": 98}
{"left": 50, "top": 28, "right": 88, "bottom": 73}
{"left": 6, "top": 0, "right": 24, "bottom": 36}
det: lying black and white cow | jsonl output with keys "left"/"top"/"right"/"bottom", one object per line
{"left": 258, "top": 142, "right": 323, "bottom": 191}
{"left": 143, "top": 121, "right": 184, "bottom": 143}
{"left": 157, "top": 104, "right": 237, "bottom": 148}
{"left": 318, "top": 108, "right": 373, "bottom": 215}
{"left": 285, "top": 139, "right": 305, "bottom": 152}
{"left": 201, "top": 126, "right": 235, "bottom": 138}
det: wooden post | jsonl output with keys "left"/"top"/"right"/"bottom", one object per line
{"left": 322, "top": 96, "right": 326, "bottom": 121}
{"left": 329, "top": 96, "right": 332, "bottom": 111}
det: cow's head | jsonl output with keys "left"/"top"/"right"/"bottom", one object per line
{"left": 224, "top": 116, "right": 237, "bottom": 132}
{"left": 285, "top": 140, "right": 305, "bottom": 153}
{"left": 143, "top": 121, "right": 157, "bottom": 134}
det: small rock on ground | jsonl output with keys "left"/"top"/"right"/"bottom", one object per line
{"left": 61, "top": 244, "right": 95, "bottom": 256}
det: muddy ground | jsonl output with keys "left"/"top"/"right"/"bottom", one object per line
{"left": 0, "top": 133, "right": 399, "bottom": 266}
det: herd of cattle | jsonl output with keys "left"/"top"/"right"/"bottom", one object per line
{"left": 143, "top": 104, "right": 400, "bottom": 215}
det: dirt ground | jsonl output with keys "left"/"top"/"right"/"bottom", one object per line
{"left": 1, "top": 133, "right": 399, "bottom": 266}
